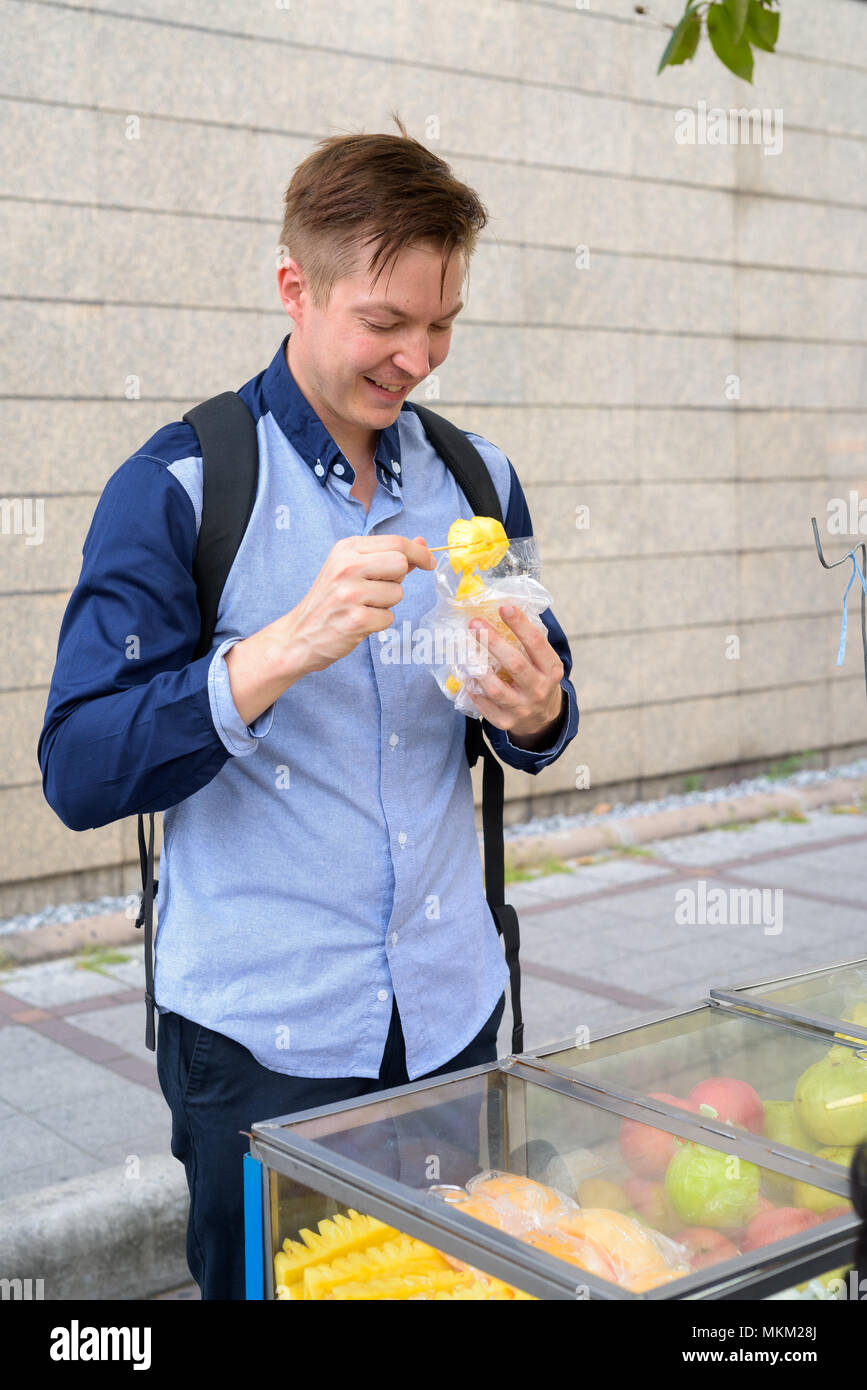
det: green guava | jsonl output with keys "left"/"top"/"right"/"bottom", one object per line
{"left": 665, "top": 1141, "right": 761, "bottom": 1230}
{"left": 794, "top": 1051, "right": 867, "bottom": 1146}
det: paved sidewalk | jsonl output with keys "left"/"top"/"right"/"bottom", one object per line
{"left": 1, "top": 804, "right": 865, "bottom": 1298}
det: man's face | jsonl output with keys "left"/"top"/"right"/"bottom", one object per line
{"left": 278, "top": 238, "right": 465, "bottom": 447}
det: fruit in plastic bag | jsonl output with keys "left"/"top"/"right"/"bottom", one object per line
{"left": 529, "top": 1208, "right": 689, "bottom": 1292}
{"left": 524, "top": 1227, "right": 618, "bottom": 1284}
{"left": 415, "top": 532, "right": 553, "bottom": 718}
{"left": 465, "top": 1170, "right": 578, "bottom": 1230}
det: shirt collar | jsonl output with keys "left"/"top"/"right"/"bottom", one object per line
{"left": 262, "top": 332, "right": 405, "bottom": 492}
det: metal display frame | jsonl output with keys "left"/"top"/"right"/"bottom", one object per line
{"left": 708, "top": 952, "right": 867, "bottom": 1044}
{"left": 249, "top": 1052, "right": 859, "bottom": 1302}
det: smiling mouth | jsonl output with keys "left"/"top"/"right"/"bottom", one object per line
{"left": 363, "top": 376, "right": 410, "bottom": 395}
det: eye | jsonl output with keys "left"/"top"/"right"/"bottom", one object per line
{"left": 363, "top": 320, "right": 452, "bottom": 333}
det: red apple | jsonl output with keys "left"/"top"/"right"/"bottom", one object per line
{"left": 741, "top": 1206, "right": 822, "bottom": 1252}
{"left": 726, "top": 1194, "right": 777, "bottom": 1245}
{"left": 623, "top": 1176, "right": 682, "bottom": 1235}
{"left": 675, "top": 1226, "right": 740, "bottom": 1270}
{"left": 687, "top": 1077, "right": 764, "bottom": 1134}
{"left": 619, "top": 1092, "right": 699, "bottom": 1178}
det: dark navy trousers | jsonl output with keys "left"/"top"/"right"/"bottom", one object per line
{"left": 156, "top": 992, "right": 506, "bottom": 1300}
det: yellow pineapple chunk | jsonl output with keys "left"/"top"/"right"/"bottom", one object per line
{"left": 325, "top": 1268, "right": 477, "bottom": 1300}
{"left": 275, "top": 1208, "right": 397, "bottom": 1287}
{"left": 303, "top": 1234, "right": 450, "bottom": 1300}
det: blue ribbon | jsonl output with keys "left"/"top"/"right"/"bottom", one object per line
{"left": 837, "top": 552, "right": 867, "bottom": 666}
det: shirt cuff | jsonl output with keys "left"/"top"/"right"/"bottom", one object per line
{"left": 208, "top": 637, "right": 277, "bottom": 755}
{"left": 483, "top": 680, "right": 577, "bottom": 774}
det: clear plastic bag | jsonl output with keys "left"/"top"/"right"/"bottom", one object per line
{"left": 425, "top": 1170, "right": 693, "bottom": 1292}
{"left": 416, "top": 536, "right": 554, "bottom": 718}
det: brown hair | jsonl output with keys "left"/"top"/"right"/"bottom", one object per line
{"left": 279, "top": 112, "right": 489, "bottom": 310}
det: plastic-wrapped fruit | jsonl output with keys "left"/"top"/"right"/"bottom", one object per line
{"left": 524, "top": 1228, "right": 618, "bottom": 1284}
{"left": 794, "top": 1050, "right": 867, "bottom": 1146}
{"left": 665, "top": 1142, "right": 761, "bottom": 1230}
{"left": 466, "top": 1171, "right": 574, "bottom": 1228}
{"left": 554, "top": 1209, "right": 688, "bottom": 1289}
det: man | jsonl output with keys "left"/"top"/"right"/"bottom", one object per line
{"left": 38, "top": 120, "right": 579, "bottom": 1298}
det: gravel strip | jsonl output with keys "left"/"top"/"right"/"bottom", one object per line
{"left": 4, "top": 758, "right": 867, "bottom": 937}
{"left": 502, "top": 756, "right": 867, "bottom": 839}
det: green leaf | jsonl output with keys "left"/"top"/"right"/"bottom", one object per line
{"left": 727, "top": 0, "right": 750, "bottom": 43}
{"left": 707, "top": 1, "right": 755, "bottom": 81}
{"left": 745, "top": 0, "right": 779, "bottom": 52}
{"left": 658, "top": 11, "right": 702, "bottom": 73}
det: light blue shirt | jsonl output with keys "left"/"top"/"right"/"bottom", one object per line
{"left": 39, "top": 333, "right": 579, "bottom": 1079}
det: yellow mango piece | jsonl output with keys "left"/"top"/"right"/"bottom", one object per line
{"left": 444, "top": 674, "right": 463, "bottom": 695}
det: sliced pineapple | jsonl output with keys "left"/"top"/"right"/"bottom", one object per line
{"left": 324, "top": 1269, "right": 477, "bottom": 1300}
{"left": 275, "top": 1208, "right": 397, "bottom": 1287}
{"left": 303, "top": 1233, "right": 450, "bottom": 1300}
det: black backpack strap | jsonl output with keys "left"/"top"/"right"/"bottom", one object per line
{"left": 408, "top": 402, "right": 524, "bottom": 1054}
{"left": 135, "top": 392, "right": 259, "bottom": 1050}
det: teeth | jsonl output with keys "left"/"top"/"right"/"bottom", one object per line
{"left": 370, "top": 379, "right": 403, "bottom": 392}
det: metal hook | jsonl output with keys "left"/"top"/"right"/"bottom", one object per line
{"left": 811, "top": 517, "right": 867, "bottom": 703}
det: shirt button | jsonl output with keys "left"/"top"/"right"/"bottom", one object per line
{"left": 391, "top": 932, "right": 399, "bottom": 947}
{"left": 392, "top": 460, "right": 401, "bottom": 474}
{"left": 389, "top": 733, "right": 399, "bottom": 748}
{"left": 377, "top": 989, "right": 389, "bottom": 1002}
{"left": 333, "top": 462, "right": 345, "bottom": 476}
{"left": 314, "top": 461, "right": 325, "bottom": 477}
{"left": 377, "top": 631, "right": 389, "bottom": 643}
{"left": 398, "top": 831, "right": 407, "bottom": 846}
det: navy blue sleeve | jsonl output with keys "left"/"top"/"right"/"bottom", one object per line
{"left": 480, "top": 460, "right": 580, "bottom": 774}
{"left": 37, "top": 454, "right": 231, "bottom": 832}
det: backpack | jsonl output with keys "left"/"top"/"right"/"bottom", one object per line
{"left": 135, "top": 391, "right": 524, "bottom": 1058}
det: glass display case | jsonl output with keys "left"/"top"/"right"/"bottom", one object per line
{"left": 523, "top": 997, "right": 867, "bottom": 1175}
{"left": 709, "top": 954, "right": 867, "bottom": 1045}
{"left": 246, "top": 1056, "right": 859, "bottom": 1301}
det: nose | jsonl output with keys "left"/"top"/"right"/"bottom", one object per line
{"left": 391, "top": 329, "right": 432, "bottom": 383}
